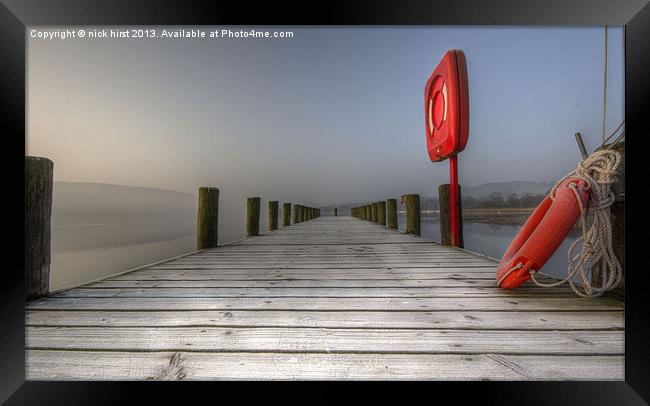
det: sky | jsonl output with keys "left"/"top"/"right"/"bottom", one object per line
{"left": 27, "top": 26, "right": 624, "bottom": 208}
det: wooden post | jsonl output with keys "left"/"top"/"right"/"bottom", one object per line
{"left": 334, "top": 208, "right": 338, "bottom": 217}
{"left": 197, "top": 187, "right": 220, "bottom": 250}
{"left": 592, "top": 141, "right": 624, "bottom": 299}
{"left": 293, "top": 204, "right": 301, "bottom": 223}
{"left": 377, "top": 201, "right": 386, "bottom": 226}
{"left": 386, "top": 198, "right": 397, "bottom": 229}
{"left": 283, "top": 203, "right": 291, "bottom": 226}
{"left": 300, "top": 205, "right": 306, "bottom": 222}
{"left": 25, "top": 156, "right": 53, "bottom": 301}
{"left": 366, "top": 204, "right": 371, "bottom": 221}
{"left": 438, "top": 184, "right": 464, "bottom": 247}
{"left": 371, "top": 202, "right": 378, "bottom": 223}
{"left": 268, "top": 201, "right": 279, "bottom": 231}
{"left": 401, "top": 194, "right": 421, "bottom": 236}
{"left": 246, "top": 197, "right": 261, "bottom": 237}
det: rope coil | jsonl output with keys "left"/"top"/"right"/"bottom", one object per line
{"left": 530, "top": 149, "right": 623, "bottom": 297}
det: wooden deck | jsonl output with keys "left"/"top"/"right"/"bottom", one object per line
{"left": 26, "top": 216, "right": 624, "bottom": 380}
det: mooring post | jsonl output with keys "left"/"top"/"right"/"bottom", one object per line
{"left": 197, "top": 187, "right": 220, "bottom": 250}
{"left": 386, "top": 198, "right": 398, "bottom": 229}
{"left": 294, "top": 204, "right": 301, "bottom": 223}
{"left": 268, "top": 201, "right": 279, "bottom": 231}
{"left": 246, "top": 197, "right": 261, "bottom": 236}
{"left": 25, "top": 156, "right": 53, "bottom": 301}
{"left": 378, "top": 201, "right": 386, "bottom": 225}
{"left": 371, "top": 202, "right": 378, "bottom": 223}
{"left": 401, "top": 194, "right": 421, "bottom": 236}
{"left": 592, "top": 141, "right": 625, "bottom": 299}
{"left": 438, "top": 184, "right": 464, "bottom": 247}
{"left": 283, "top": 203, "right": 291, "bottom": 226}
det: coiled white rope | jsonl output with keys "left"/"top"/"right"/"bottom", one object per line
{"left": 529, "top": 148, "right": 622, "bottom": 297}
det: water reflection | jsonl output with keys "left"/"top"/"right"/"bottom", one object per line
{"left": 398, "top": 214, "right": 578, "bottom": 280}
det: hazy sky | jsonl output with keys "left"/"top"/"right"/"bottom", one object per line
{"left": 27, "top": 26, "right": 624, "bottom": 207}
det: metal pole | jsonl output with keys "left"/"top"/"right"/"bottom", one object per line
{"left": 574, "top": 132, "right": 589, "bottom": 160}
{"left": 449, "top": 155, "right": 460, "bottom": 247}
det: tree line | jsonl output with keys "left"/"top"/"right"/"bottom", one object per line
{"left": 462, "top": 192, "right": 548, "bottom": 209}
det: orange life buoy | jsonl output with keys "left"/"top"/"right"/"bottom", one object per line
{"left": 496, "top": 178, "right": 591, "bottom": 289}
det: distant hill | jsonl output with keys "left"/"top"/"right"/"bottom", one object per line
{"left": 461, "top": 181, "right": 551, "bottom": 199}
{"left": 328, "top": 181, "right": 551, "bottom": 211}
{"left": 53, "top": 182, "right": 196, "bottom": 222}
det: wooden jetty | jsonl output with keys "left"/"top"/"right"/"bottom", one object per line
{"left": 26, "top": 216, "right": 623, "bottom": 380}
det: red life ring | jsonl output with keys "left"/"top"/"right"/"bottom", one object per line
{"left": 496, "top": 178, "right": 591, "bottom": 289}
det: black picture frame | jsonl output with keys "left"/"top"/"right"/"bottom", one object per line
{"left": 1, "top": 0, "right": 648, "bottom": 404}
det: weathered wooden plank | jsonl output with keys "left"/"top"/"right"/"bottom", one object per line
{"left": 146, "top": 262, "right": 494, "bottom": 270}
{"left": 85, "top": 278, "right": 514, "bottom": 288}
{"left": 196, "top": 246, "right": 482, "bottom": 253}
{"left": 28, "top": 296, "right": 624, "bottom": 311}
{"left": 108, "top": 272, "right": 499, "bottom": 281}
{"left": 166, "top": 258, "right": 488, "bottom": 264}
{"left": 51, "top": 286, "right": 579, "bottom": 298}
{"left": 26, "top": 327, "right": 623, "bottom": 354}
{"left": 25, "top": 350, "right": 624, "bottom": 380}
{"left": 134, "top": 266, "right": 497, "bottom": 273}
{"left": 25, "top": 310, "right": 624, "bottom": 330}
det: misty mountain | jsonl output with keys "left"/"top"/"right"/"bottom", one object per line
{"left": 329, "top": 181, "right": 551, "bottom": 212}
{"left": 53, "top": 182, "right": 197, "bottom": 223}
{"left": 461, "top": 181, "right": 552, "bottom": 199}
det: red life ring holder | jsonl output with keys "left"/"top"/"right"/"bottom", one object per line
{"left": 424, "top": 49, "right": 469, "bottom": 162}
{"left": 496, "top": 178, "right": 591, "bottom": 289}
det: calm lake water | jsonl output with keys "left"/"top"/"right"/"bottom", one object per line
{"left": 50, "top": 213, "right": 578, "bottom": 291}
{"left": 398, "top": 214, "right": 579, "bottom": 281}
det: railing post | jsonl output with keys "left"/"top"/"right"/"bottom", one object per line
{"left": 25, "top": 156, "right": 53, "bottom": 301}
{"left": 438, "top": 184, "right": 464, "bottom": 247}
{"left": 246, "top": 197, "right": 261, "bottom": 236}
{"left": 386, "top": 198, "right": 397, "bottom": 229}
{"left": 401, "top": 194, "right": 421, "bottom": 236}
{"left": 378, "top": 201, "right": 386, "bottom": 226}
{"left": 283, "top": 203, "right": 291, "bottom": 226}
{"left": 268, "top": 201, "right": 279, "bottom": 231}
{"left": 197, "top": 187, "right": 220, "bottom": 250}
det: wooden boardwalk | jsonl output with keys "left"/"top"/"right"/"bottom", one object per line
{"left": 26, "top": 216, "right": 624, "bottom": 380}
